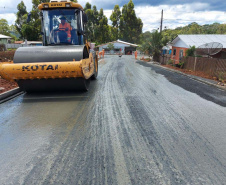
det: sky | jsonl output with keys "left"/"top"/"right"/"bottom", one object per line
{"left": 0, "top": 0, "right": 225, "bottom": 32}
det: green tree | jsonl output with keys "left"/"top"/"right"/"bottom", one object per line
{"left": 84, "top": 3, "right": 100, "bottom": 42}
{"left": 216, "top": 24, "right": 226, "bottom": 34}
{"left": 84, "top": 2, "right": 91, "bottom": 11}
{"left": 138, "top": 42, "right": 151, "bottom": 54}
{"left": 29, "top": 0, "right": 50, "bottom": 40}
{"left": 15, "top": 1, "right": 28, "bottom": 38}
{"left": 139, "top": 31, "right": 152, "bottom": 54}
{"left": 187, "top": 22, "right": 203, "bottom": 34}
{"left": 96, "top": 8, "right": 110, "bottom": 44}
{"left": 9, "top": 25, "right": 19, "bottom": 40}
{"left": 0, "top": 19, "right": 10, "bottom": 36}
{"left": 110, "top": 5, "right": 121, "bottom": 40}
{"left": 150, "top": 30, "right": 163, "bottom": 62}
{"left": 185, "top": 46, "right": 196, "bottom": 57}
{"left": 107, "top": 43, "right": 114, "bottom": 51}
{"left": 119, "top": 0, "right": 143, "bottom": 43}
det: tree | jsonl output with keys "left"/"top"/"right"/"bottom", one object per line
{"left": 110, "top": 5, "right": 121, "bottom": 40}
{"left": 84, "top": 3, "right": 100, "bottom": 42}
{"left": 138, "top": 42, "right": 151, "bottom": 54}
{"left": 84, "top": 2, "right": 91, "bottom": 11}
{"left": 187, "top": 22, "right": 203, "bottom": 34}
{"left": 150, "top": 30, "right": 163, "bottom": 62}
{"left": 15, "top": 1, "right": 28, "bottom": 39}
{"left": 185, "top": 46, "right": 196, "bottom": 57}
{"left": 0, "top": 19, "right": 10, "bottom": 36}
{"left": 107, "top": 43, "right": 114, "bottom": 51}
{"left": 216, "top": 24, "right": 226, "bottom": 34}
{"left": 16, "top": 0, "right": 51, "bottom": 40}
{"left": 139, "top": 31, "right": 152, "bottom": 54}
{"left": 8, "top": 25, "right": 19, "bottom": 41}
{"left": 119, "top": 0, "right": 143, "bottom": 43}
{"left": 96, "top": 8, "right": 110, "bottom": 44}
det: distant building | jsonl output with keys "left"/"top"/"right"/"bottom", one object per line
{"left": 14, "top": 41, "right": 24, "bottom": 44}
{"left": 171, "top": 35, "right": 226, "bottom": 63}
{"left": 22, "top": 41, "right": 43, "bottom": 46}
{"left": 162, "top": 45, "right": 172, "bottom": 55}
{"left": 0, "top": 34, "right": 12, "bottom": 44}
{"left": 96, "top": 39, "right": 138, "bottom": 55}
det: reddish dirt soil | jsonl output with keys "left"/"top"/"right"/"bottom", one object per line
{"left": 0, "top": 51, "right": 18, "bottom": 94}
{"left": 0, "top": 51, "right": 15, "bottom": 62}
{"left": 0, "top": 78, "right": 18, "bottom": 94}
{"left": 140, "top": 58, "right": 151, "bottom": 62}
{"left": 163, "top": 65, "right": 225, "bottom": 84}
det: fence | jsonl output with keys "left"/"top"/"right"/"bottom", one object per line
{"left": 159, "top": 54, "right": 171, "bottom": 65}
{"left": 5, "top": 44, "right": 39, "bottom": 49}
{"left": 182, "top": 56, "right": 226, "bottom": 80}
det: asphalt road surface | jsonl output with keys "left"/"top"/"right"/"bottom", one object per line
{"left": 0, "top": 55, "right": 226, "bottom": 185}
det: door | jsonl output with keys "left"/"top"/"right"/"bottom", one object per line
{"left": 179, "top": 50, "right": 184, "bottom": 60}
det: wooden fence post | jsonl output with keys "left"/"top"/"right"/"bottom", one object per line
{"left": 194, "top": 57, "right": 197, "bottom": 71}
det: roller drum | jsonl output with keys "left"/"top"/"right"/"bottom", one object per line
{"left": 14, "top": 45, "right": 84, "bottom": 63}
{"left": 13, "top": 45, "right": 90, "bottom": 92}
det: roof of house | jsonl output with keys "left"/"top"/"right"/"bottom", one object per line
{"left": 0, "top": 34, "right": 12, "bottom": 39}
{"left": 22, "top": 41, "right": 42, "bottom": 45}
{"left": 172, "top": 35, "right": 226, "bottom": 48}
{"left": 96, "top": 39, "right": 138, "bottom": 47}
{"left": 14, "top": 41, "right": 24, "bottom": 44}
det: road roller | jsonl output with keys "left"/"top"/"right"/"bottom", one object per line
{"left": 0, "top": 0, "right": 98, "bottom": 92}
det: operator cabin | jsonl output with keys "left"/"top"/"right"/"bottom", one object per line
{"left": 38, "top": 0, "right": 86, "bottom": 45}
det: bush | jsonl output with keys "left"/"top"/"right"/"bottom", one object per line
{"left": 177, "top": 62, "right": 184, "bottom": 68}
{"left": 167, "top": 59, "right": 173, "bottom": 65}
{"left": 218, "top": 72, "right": 226, "bottom": 82}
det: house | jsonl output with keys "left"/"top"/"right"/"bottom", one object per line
{"left": 21, "top": 41, "right": 42, "bottom": 46}
{"left": 162, "top": 45, "right": 172, "bottom": 55}
{"left": 14, "top": 41, "right": 24, "bottom": 44}
{"left": 171, "top": 35, "right": 226, "bottom": 64}
{"left": 96, "top": 39, "right": 138, "bottom": 55}
{"left": 0, "top": 34, "right": 12, "bottom": 44}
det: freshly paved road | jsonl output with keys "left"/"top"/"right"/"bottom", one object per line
{"left": 0, "top": 56, "right": 226, "bottom": 185}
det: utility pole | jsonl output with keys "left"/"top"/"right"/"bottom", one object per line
{"left": 160, "top": 9, "right": 163, "bottom": 33}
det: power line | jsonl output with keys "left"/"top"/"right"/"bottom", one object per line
{"left": 136, "top": 11, "right": 226, "bottom": 15}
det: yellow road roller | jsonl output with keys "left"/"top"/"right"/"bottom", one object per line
{"left": 0, "top": 0, "right": 98, "bottom": 92}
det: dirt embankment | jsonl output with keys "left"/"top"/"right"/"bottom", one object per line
{"left": 0, "top": 51, "right": 18, "bottom": 94}
{"left": 0, "top": 51, "right": 15, "bottom": 62}
{"left": 164, "top": 65, "right": 213, "bottom": 79}
{"left": 162, "top": 64, "right": 225, "bottom": 85}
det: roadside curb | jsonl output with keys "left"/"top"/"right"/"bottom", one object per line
{"left": 139, "top": 61, "right": 226, "bottom": 91}
{"left": 0, "top": 88, "right": 23, "bottom": 104}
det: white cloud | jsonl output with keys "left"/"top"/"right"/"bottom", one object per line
{"left": 0, "top": 1, "right": 225, "bottom": 32}
{"left": 0, "top": 13, "right": 16, "bottom": 25}
{"left": 134, "top": 3, "right": 225, "bottom": 32}
{"left": 0, "top": 0, "right": 32, "bottom": 13}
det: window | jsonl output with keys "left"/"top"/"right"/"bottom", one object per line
{"left": 42, "top": 9, "right": 79, "bottom": 45}
{"left": 173, "top": 49, "right": 176, "bottom": 55}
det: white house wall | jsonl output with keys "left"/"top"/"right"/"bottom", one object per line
{"left": 173, "top": 39, "right": 189, "bottom": 48}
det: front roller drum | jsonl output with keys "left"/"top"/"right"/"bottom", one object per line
{"left": 17, "top": 78, "right": 90, "bottom": 92}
